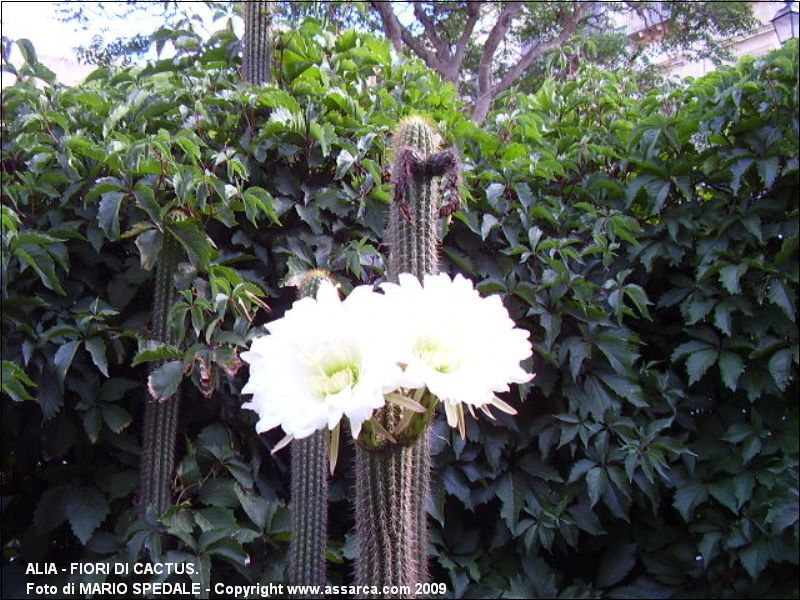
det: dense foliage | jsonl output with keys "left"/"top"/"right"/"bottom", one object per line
{"left": 2, "top": 19, "right": 797, "bottom": 600}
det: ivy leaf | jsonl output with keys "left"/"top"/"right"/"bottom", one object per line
{"left": 335, "top": 148, "right": 355, "bottom": 179}
{"left": 132, "top": 345, "right": 184, "bottom": 366}
{"left": 713, "top": 301, "right": 733, "bottom": 336}
{"left": 756, "top": 156, "right": 779, "bottom": 189}
{"left": 768, "top": 279, "right": 795, "bottom": 322}
{"left": 84, "top": 337, "right": 109, "bottom": 377}
{"left": 17, "top": 38, "right": 38, "bottom": 65}
{"left": 673, "top": 482, "right": 707, "bottom": 521}
{"left": 147, "top": 360, "right": 184, "bottom": 402}
{"left": 739, "top": 540, "right": 770, "bottom": 579}
{"left": 709, "top": 480, "right": 739, "bottom": 514}
{"left": 100, "top": 404, "right": 132, "bottom": 433}
{"left": 97, "top": 191, "right": 125, "bottom": 240}
{"left": 719, "top": 264, "right": 747, "bottom": 294}
{"left": 134, "top": 230, "right": 162, "bottom": 271}
{"left": 497, "top": 472, "right": 526, "bottom": 530}
{"left": 718, "top": 351, "right": 744, "bottom": 391}
{"left": 133, "top": 183, "right": 163, "bottom": 225}
{"left": 686, "top": 348, "right": 718, "bottom": 385}
{"left": 242, "top": 187, "right": 281, "bottom": 226}
{"left": 698, "top": 531, "right": 722, "bottom": 567}
{"left": 65, "top": 485, "right": 110, "bottom": 545}
{"left": 169, "top": 219, "right": 211, "bottom": 271}
{"left": 54, "top": 340, "right": 81, "bottom": 383}
{"left": 597, "top": 541, "right": 637, "bottom": 588}
{"left": 586, "top": 466, "right": 607, "bottom": 508}
{"left": 15, "top": 247, "right": 66, "bottom": 295}
{"left": 485, "top": 182, "right": 505, "bottom": 205}
{"left": 765, "top": 498, "right": 799, "bottom": 533}
{"left": 768, "top": 348, "right": 793, "bottom": 391}
{"left": 34, "top": 484, "right": 72, "bottom": 533}
{"left": 233, "top": 483, "right": 274, "bottom": 530}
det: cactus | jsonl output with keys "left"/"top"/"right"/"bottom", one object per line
{"left": 242, "top": 1, "right": 273, "bottom": 85}
{"left": 287, "top": 270, "right": 332, "bottom": 595}
{"left": 354, "top": 116, "right": 461, "bottom": 595}
{"left": 138, "top": 230, "right": 183, "bottom": 518}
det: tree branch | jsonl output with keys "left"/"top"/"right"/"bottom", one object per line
{"left": 370, "top": 0, "right": 443, "bottom": 72}
{"left": 476, "top": 1, "right": 524, "bottom": 100}
{"left": 493, "top": 3, "right": 587, "bottom": 98}
{"left": 413, "top": 2, "right": 449, "bottom": 57}
{"left": 472, "top": 1, "right": 588, "bottom": 121}
{"left": 370, "top": 1, "right": 402, "bottom": 52}
{"left": 452, "top": 2, "right": 481, "bottom": 70}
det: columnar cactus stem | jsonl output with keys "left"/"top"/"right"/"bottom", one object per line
{"left": 354, "top": 116, "right": 460, "bottom": 596}
{"left": 138, "top": 231, "right": 182, "bottom": 518}
{"left": 242, "top": 1, "right": 273, "bottom": 85}
{"left": 287, "top": 271, "right": 331, "bottom": 595}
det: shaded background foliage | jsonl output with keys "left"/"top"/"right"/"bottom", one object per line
{"left": 1, "top": 16, "right": 798, "bottom": 600}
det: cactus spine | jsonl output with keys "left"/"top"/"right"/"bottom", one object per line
{"left": 287, "top": 271, "right": 331, "bottom": 595}
{"left": 354, "top": 116, "right": 443, "bottom": 595}
{"left": 138, "top": 230, "right": 182, "bottom": 518}
{"left": 242, "top": 1, "right": 273, "bottom": 85}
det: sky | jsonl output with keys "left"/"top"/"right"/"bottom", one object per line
{"left": 0, "top": 1, "right": 232, "bottom": 83}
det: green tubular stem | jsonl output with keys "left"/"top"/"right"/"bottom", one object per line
{"left": 287, "top": 271, "right": 332, "bottom": 592}
{"left": 354, "top": 433, "right": 430, "bottom": 598}
{"left": 288, "top": 433, "right": 328, "bottom": 594}
{"left": 242, "top": 1, "right": 273, "bottom": 85}
{"left": 354, "top": 116, "right": 441, "bottom": 594}
{"left": 139, "top": 232, "right": 182, "bottom": 518}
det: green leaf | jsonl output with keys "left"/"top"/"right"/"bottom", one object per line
{"left": 146, "top": 360, "right": 184, "bottom": 402}
{"left": 242, "top": 187, "right": 281, "bottom": 226}
{"left": 309, "top": 121, "right": 336, "bottom": 157}
{"left": 768, "top": 348, "right": 793, "bottom": 391}
{"left": 169, "top": 219, "right": 210, "bottom": 271}
{"left": 673, "top": 482, "right": 707, "bottom": 521}
{"left": 718, "top": 351, "right": 744, "bottom": 391}
{"left": 97, "top": 191, "right": 125, "bottom": 240}
{"left": 15, "top": 247, "right": 66, "bottom": 295}
{"left": 729, "top": 157, "right": 753, "bottom": 195}
{"left": 132, "top": 345, "right": 184, "bottom": 366}
{"left": 100, "top": 404, "right": 132, "bottom": 433}
{"left": 135, "top": 229, "right": 162, "bottom": 271}
{"left": 34, "top": 484, "right": 71, "bottom": 533}
{"left": 768, "top": 279, "right": 795, "bottom": 322}
{"left": 739, "top": 540, "right": 770, "bottom": 579}
{"left": 756, "top": 156, "right": 779, "bottom": 189}
{"left": 233, "top": 484, "right": 274, "bottom": 530}
{"left": 17, "top": 38, "right": 38, "bottom": 65}
{"left": 686, "top": 348, "right": 718, "bottom": 385}
{"left": 765, "top": 499, "right": 799, "bottom": 533}
{"left": 85, "top": 337, "right": 109, "bottom": 377}
{"left": 54, "top": 340, "right": 81, "bottom": 383}
{"left": 586, "top": 467, "right": 607, "bottom": 508}
{"left": 1, "top": 361, "right": 37, "bottom": 402}
{"left": 719, "top": 264, "right": 747, "bottom": 294}
{"left": 698, "top": 531, "right": 722, "bottom": 567}
{"left": 335, "top": 148, "right": 355, "bottom": 179}
{"left": 597, "top": 541, "right": 637, "bottom": 588}
{"left": 709, "top": 480, "right": 739, "bottom": 514}
{"left": 713, "top": 301, "right": 733, "bottom": 336}
{"left": 65, "top": 486, "right": 110, "bottom": 545}
{"left": 133, "top": 183, "right": 162, "bottom": 224}
{"left": 497, "top": 472, "right": 526, "bottom": 530}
